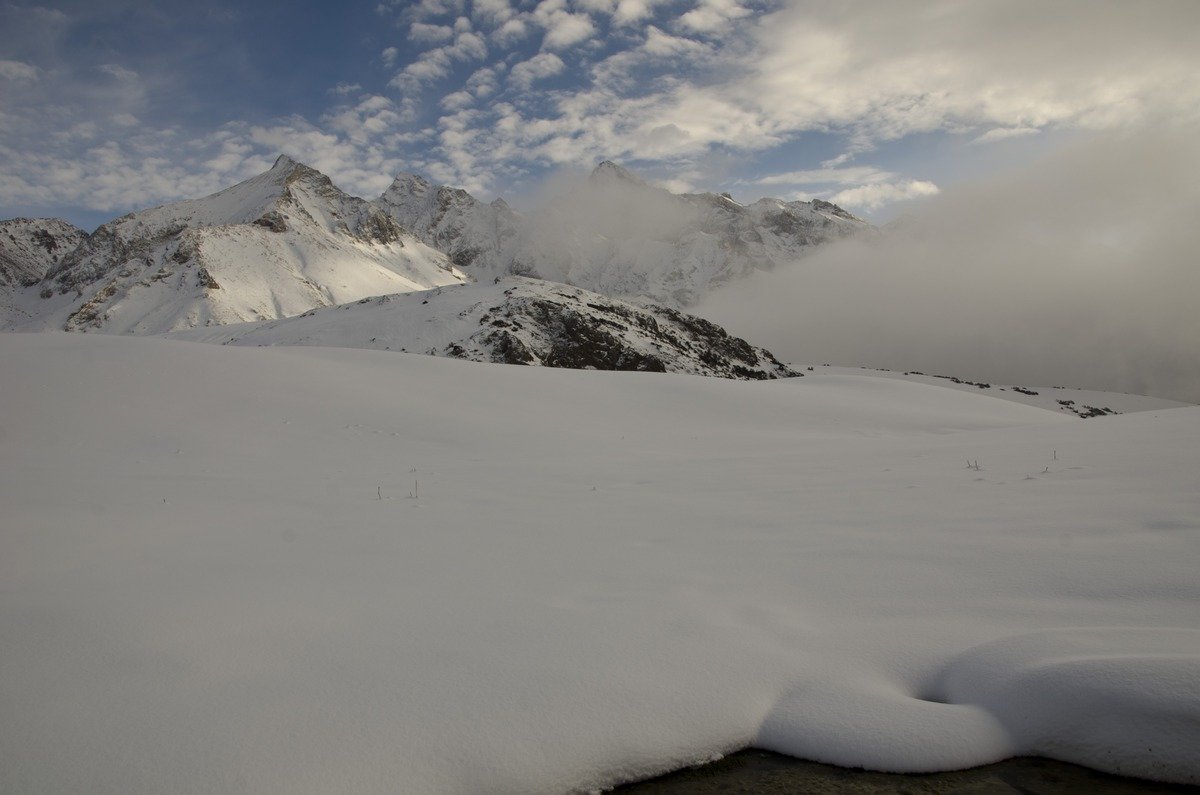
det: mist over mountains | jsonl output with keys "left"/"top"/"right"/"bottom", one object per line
{"left": 0, "top": 155, "right": 869, "bottom": 379}
{"left": 701, "top": 131, "right": 1200, "bottom": 403}
{"left": 1, "top": 141, "right": 1195, "bottom": 401}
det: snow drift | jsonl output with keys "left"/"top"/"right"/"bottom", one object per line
{"left": 2, "top": 333, "right": 1198, "bottom": 792}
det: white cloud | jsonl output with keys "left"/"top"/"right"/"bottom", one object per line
{"left": 575, "top": 0, "right": 616, "bottom": 14}
{"left": 472, "top": 0, "right": 514, "bottom": 27}
{"left": 381, "top": 47, "right": 400, "bottom": 67}
{"left": 533, "top": 2, "right": 596, "bottom": 50}
{"left": 972, "top": 126, "right": 1041, "bottom": 145}
{"left": 754, "top": 166, "right": 895, "bottom": 186}
{"left": 678, "top": 0, "right": 750, "bottom": 33}
{"left": 440, "top": 90, "right": 475, "bottom": 111}
{"left": 402, "top": 0, "right": 464, "bottom": 21}
{"left": 409, "top": 22, "right": 454, "bottom": 43}
{"left": 492, "top": 17, "right": 529, "bottom": 46}
{"left": 465, "top": 66, "right": 500, "bottom": 97}
{"left": 391, "top": 26, "right": 489, "bottom": 90}
{"left": 614, "top": 0, "right": 670, "bottom": 25}
{"left": 828, "top": 180, "right": 939, "bottom": 211}
{"left": 728, "top": 1, "right": 1200, "bottom": 149}
{"left": 642, "top": 26, "right": 707, "bottom": 57}
{"left": 655, "top": 177, "right": 696, "bottom": 193}
{"left": 509, "top": 53, "right": 566, "bottom": 90}
{"left": 0, "top": 60, "right": 39, "bottom": 81}
{"left": 98, "top": 64, "right": 139, "bottom": 82}
{"left": 396, "top": 50, "right": 454, "bottom": 85}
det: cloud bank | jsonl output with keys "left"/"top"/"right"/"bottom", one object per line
{"left": 699, "top": 130, "right": 1200, "bottom": 403}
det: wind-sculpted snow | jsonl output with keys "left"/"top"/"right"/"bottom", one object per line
{"left": 0, "top": 156, "right": 465, "bottom": 334}
{"left": 374, "top": 161, "right": 870, "bottom": 307}
{"left": 170, "top": 277, "right": 796, "bottom": 380}
{"left": 2, "top": 333, "right": 1199, "bottom": 792}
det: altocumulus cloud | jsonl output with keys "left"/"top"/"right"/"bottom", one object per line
{"left": 2, "top": 1, "right": 1200, "bottom": 227}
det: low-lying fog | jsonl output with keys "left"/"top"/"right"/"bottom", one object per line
{"left": 700, "top": 129, "right": 1200, "bottom": 403}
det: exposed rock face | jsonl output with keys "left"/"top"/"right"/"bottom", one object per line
{"left": 457, "top": 281, "right": 795, "bottom": 379}
{"left": 175, "top": 277, "right": 797, "bottom": 381}
{"left": 373, "top": 161, "right": 872, "bottom": 307}
{"left": 0, "top": 218, "right": 87, "bottom": 287}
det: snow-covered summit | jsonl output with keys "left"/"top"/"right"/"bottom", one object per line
{"left": 1, "top": 157, "right": 465, "bottom": 335}
{"left": 589, "top": 159, "right": 647, "bottom": 186}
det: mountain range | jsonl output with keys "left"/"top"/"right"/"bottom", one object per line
{"left": 0, "top": 155, "right": 868, "bottom": 377}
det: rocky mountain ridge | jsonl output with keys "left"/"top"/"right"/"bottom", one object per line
{"left": 171, "top": 276, "right": 797, "bottom": 380}
{"left": 0, "top": 217, "right": 87, "bottom": 287}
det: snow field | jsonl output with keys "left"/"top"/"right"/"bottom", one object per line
{"left": 1, "top": 333, "right": 1198, "bottom": 792}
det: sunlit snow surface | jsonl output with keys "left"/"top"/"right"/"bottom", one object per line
{"left": 2, "top": 333, "right": 1198, "bottom": 792}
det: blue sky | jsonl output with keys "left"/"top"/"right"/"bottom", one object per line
{"left": 1, "top": 0, "right": 1197, "bottom": 230}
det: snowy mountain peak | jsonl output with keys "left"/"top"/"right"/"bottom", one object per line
{"left": 382, "top": 172, "right": 433, "bottom": 200}
{"left": 810, "top": 198, "right": 861, "bottom": 222}
{"left": 590, "top": 160, "right": 645, "bottom": 186}
{"left": 271, "top": 153, "right": 300, "bottom": 171}
{"left": 1, "top": 158, "right": 464, "bottom": 335}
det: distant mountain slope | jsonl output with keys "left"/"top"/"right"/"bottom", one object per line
{"left": 801, "top": 366, "right": 1193, "bottom": 416}
{"left": 373, "top": 161, "right": 871, "bottom": 307}
{"left": 170, "top": 276, "right": 797, "bottom": 380}
{"left": 0, "top": 218, "right": 87, "bottom": 287}
{"left": 1, "top": 156, "right": 465, "bottom": 334}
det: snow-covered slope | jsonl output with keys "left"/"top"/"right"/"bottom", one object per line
{"left": 0, "top": 157, "right": 465, "bottom": 334}
{"left": 2, "top": 332, "right": 1199, "bottom": 792}
{"left": 805, "top": 365, "right": 1191, "bottom": 416}
{"left": 171, "top": 277, "right": 796, "bottom": 380}
{"left": 374, "top": 161, "right": 871, "bottom": 306}
{"left": 0, "top": 217, "right": 87, "bottom": 287}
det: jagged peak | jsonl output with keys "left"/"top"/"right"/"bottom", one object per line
{"left": 810, "top": 198, "right": 862, "bottom": 222}
{"left": 589, "top": 160, "right": 644, "bottom": 185}
{"left": 0, "top": 216, "right": 82, "bottom": 228}
{"left": 381, "top": 172, "right": 433, "bottom": 199}
{"left": 270, "top": 154, "right": 307, "bottom": 174}
{"left": 266, "top": 154, "right": 332, "bottom": 189}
